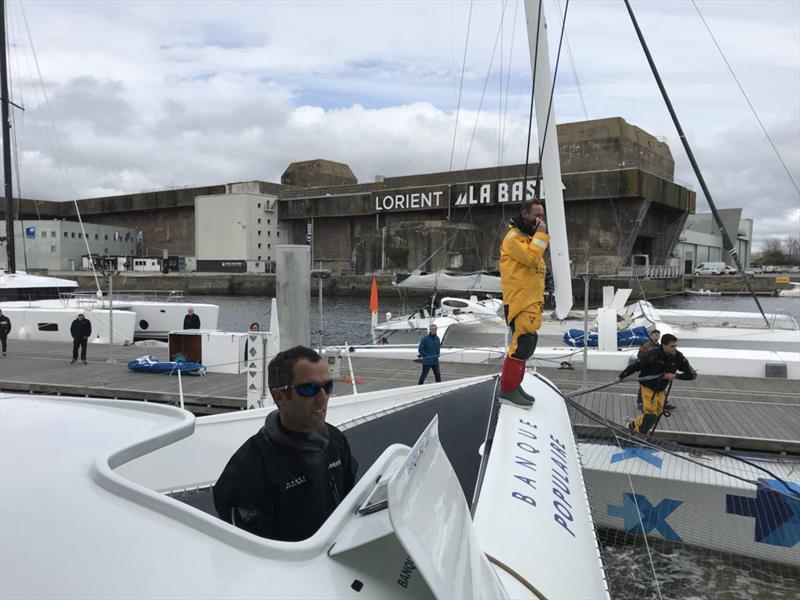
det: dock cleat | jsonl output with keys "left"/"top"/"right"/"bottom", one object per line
{"left": 498, "top": 386, "right": 535, "bottom": 407}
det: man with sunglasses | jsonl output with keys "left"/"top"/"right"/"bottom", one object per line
{"left": 213, "top": 346, "right": 358, "bottom": 542}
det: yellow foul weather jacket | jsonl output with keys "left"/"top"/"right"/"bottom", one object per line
{"left": 499, "top": 225, "right": 550, "bottom": 324}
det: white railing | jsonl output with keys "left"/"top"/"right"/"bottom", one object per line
{"left": 617, "top": 265, "right": 681, "bottom": 279}
{"left": 61, "top": 290, "right": 186, "bottom": 304}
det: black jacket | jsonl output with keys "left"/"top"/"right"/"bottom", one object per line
{"left": 213, "top": 411, "right": 358, "bottom": 542}
{"left": 619, "top": 346, "right": 697, "bottom": 392}
{"left": 70, "top": 318, "right": 92, "bottom": 340}
{"left": 183, "top": 313, "right": 201, "bottom": 329}
{"left": 0, "top": 315, "right": 10, "bottom": 336}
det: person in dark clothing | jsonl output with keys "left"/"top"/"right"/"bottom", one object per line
{"left": 615, "top": 333, "right": 696, "bottom": 435}
{"left": 637, "top": 329, "right": 661, "bottom": 360}
{"left": 213, "top": 345, "right": 357, "bottom": 542}
{"left": 0, "top": 310, "right": 11, "bottom": 356}
{"left": 70, "top": 312, "right": 92, "bottom": 364}
{"left": 636, "top": 329, "right": 661, "bottom": 409}
{"left": 183, "top": 307, "right": 201, "bottom": 329}
{"left": 417, "top": 323, "right": 442, "bottom": 384}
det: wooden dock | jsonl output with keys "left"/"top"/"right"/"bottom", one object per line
{"left": 1, "top": 340, "right": 797, "bottom": 453}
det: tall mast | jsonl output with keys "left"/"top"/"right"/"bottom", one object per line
{"left": 1, "top": 0, "right": 15, "bottom": 273}
{"left": 523, "top": 0, "right": 573, "bottom": 319}
{"left": 624, "top": 0, "right": 770, "bottom": 327}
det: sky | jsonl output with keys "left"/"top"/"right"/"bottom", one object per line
{"left": 3, "top": 0, "right": 799, "bottom": 249}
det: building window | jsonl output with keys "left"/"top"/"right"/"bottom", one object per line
{"left": 41, "top": 231, "right": 46, "bottom": 238}
{"left": 267, "top": 243, "right": 271, "bottom": 249}
{"left": 95, "top": 234, "right": 99, "bottom": 240}
{"left": 78, "top": 233, "right": 82, "bottom": 239}
{"left": 51, "top": 231, "right": 55, "bottom": 237}
{"left": 268, "top": 256, "right": 271, "bottom": 261}
{"left": 71, "top": 232, "right": 75, "bottom": 238}
{"left": 105, "top": 248, "right": 109, "bottom": 253}
{"left": 258, "top": 218, "right": 261, "bottom": 224}
{"left": 267, "top": 219, "right": 271, "bottom": 225}
{"left": 257, "top": 230, "right": 261, "bottom": 236}
{"left": 105, "top": 234, "right": 108, "bottom": 240}
{"left": 258, "top": 255, "right": 262, "bottom": 260}
{"left": 64, "top": 232, "right": 68, "bottom": 238}
{"left": 277, "top": 231, "right": 280, "bottom": 237}
{"left": 50, "top": 245, "right": 56, "bottom": 253}
{"left": 257, "top": 203, "right": 262, "bottom": 209}
{"left": 258, "top": 243, "right": 262, "bottom": 249}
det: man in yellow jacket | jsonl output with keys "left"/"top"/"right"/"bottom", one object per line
{"left": 499, "top": 200, "right": 550, "bottom": 406}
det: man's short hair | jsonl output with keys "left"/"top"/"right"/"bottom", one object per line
{"left": 651, "top": 329, "right": 661, "bottom": 335}
{"left": 660, "top": 333, "right": 678, "bottom": 346}
{"left": 521, "top": 199, "right": 543, "bottom": 213}
{"left": 268, "top": 345, "right": 322, "bottom": 389}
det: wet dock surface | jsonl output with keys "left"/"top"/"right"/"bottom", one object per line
{"left": 1, "top": 340, "right": 797, "bottom": 453}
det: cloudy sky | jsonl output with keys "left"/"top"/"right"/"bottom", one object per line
{"left": 4, "top": 0, "right": 799, "bottom": 248}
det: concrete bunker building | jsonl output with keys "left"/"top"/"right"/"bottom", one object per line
{"left": 3, "top": 117, "right": 695, "bottom": 276}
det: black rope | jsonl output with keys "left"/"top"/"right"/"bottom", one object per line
{"left": 521, "top": 0, "right": 543, "bottom": 186}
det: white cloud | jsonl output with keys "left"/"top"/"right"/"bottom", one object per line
{"left": 1, "top": 0, "right": 796, "bottom": 246}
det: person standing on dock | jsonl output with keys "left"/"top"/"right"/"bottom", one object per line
{"left": 0, "top": 310, "right": 11, "bottom": 356}
{"left": 417, "top": 323, "right": 442, "bottom": 384}
{"left": 70, "top": 312, "right": 92, "bottom": 365}
{"left": 498, "top": 200, "right": 549, "bottom": 406}
{"left": 213, "top": 345, "right": 357, "bottom": 542}
{"left": 183, "top": 307, "right": 201, "bottom": 329}
{"left": 637, "top": 329, "right": 660, "bottom": 359}
{"left": 614, "top": 333, "right": 697, "bottom": 435}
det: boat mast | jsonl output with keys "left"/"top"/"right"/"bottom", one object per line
{"left": 1, "top": 0, "right": 15, "bottom": 273}
{"left": 523, "top": 0, "right": 573, "bottom": 319}
{"left": 624, "top": 0, "right": 770, "bottom": 327}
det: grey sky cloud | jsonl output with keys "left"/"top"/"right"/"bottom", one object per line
{"left": 2, "top": 0, "right": 797, "bottom": 251}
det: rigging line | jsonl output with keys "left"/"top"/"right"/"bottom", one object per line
{"left": 691, "top": 0, "right": 799, "bottom": 195}
{"left": 562, "top": 394, "right": 800, "bottom": 502}
{"left": 6, "top": 10, "right": 27, "bottom": 271}
{"left": 554, "top": 0, "right": 587, "bottom": 121}
{"left": 623, "top": 0, "right": 770, "bottom": 328}
{"left": 499, "top": 0, "right": 520, "bottom": 172}
{"left": 532, "top": 0, "right": 570, "bottom": 201}
{"left": 463, "top": 0, "right": 509, "bottom": 170}
{"left": 610, "top": 429, "right": 664, "bottom": 600}
{"left": 18, "top": 1, "right": 101, "bottom": 293}
{"left": 448, "top": 0, "right": 474, "bottom": 173}
{"left": 497, "top": 0, "right": 504, "bottom": 171}
{"left": 522, "top": 0, "right": 543, "bottom": 186}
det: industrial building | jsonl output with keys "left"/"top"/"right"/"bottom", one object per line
{"left": 3, "top": 117, "right": 697, "bottom": 276}
{"left": 195, "top": 182, "right": 286, "bottom": 272}
{"left": 0, "top": 219, "right": 136, "bottom": 271}
{"left": 674, "top": 210, "right": 753, "bottom": 274}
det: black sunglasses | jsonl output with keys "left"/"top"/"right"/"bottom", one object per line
{"left": 281, "top": 379, "right": 334, "bottom": 398}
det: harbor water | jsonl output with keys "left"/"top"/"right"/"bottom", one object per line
{"left": 188, "top": 293, "right": 800, "bottom": 347}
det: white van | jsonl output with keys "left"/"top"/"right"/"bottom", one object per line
{"left": 694, "top": 261, "right": 727, "bottom": 276}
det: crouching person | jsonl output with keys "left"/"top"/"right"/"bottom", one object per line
{"left": 614, "top": 333, "right": 697, "bottom": 435}
{"left": 214, "top": 345, "right": 358, "bottom": 541}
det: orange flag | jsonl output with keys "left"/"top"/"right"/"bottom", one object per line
{"left": 369, "top": 277, "right": 379, "bottom": 313}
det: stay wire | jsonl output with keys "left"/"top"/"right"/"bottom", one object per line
{"left": 532, "top": 0, "right": 570, "bottom": 201}
{"left": 691, "top": 0, "right": 799, "bottom": 196}
{"left": 522, "top": 0, "right": 543, "bottom": 185}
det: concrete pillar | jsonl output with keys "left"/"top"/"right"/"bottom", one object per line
{"left": 276, "top": 245, "right": 310, "bottom": 350}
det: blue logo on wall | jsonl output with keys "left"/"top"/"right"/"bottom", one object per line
{"left": 610, "top": 447, "right": 663, "bottom": 469}
{"left": 608, "top": 493, "right": 683, "bottom": 542}
{"left": 726, "top": 478, "right": 800, "bottom": 548}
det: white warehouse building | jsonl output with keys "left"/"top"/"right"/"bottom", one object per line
{"left": 0, "top": 220, "right": 137, "bottom": 271}
{"left": 195, "top": 182, "right": 286, "bottom": 273}
{"left": 674, "top": 209, "right": 752, "bottom": 275}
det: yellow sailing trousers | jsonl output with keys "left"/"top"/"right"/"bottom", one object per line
{"left": 632, "top": 385, "right": 665, "bottom": 435}
{"left": 508, "top": 303, "right": 543, "bottom": 360}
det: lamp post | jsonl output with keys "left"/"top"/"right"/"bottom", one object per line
{"left": 102, "top": 270, "right": 117, "bottom": 363}
{"left": 311, "top": 267, "right": 331, "bottom": 353}
{"left": 580, "top": 269, "right": 594, "bottom": 389}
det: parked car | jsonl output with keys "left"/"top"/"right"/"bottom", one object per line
{"left": 694, "top": 261, "right": 727, "bottom": 276}
{"left": 722, "top": 265, "right": 737, "bottom": 275}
